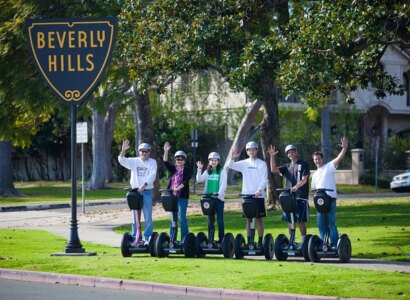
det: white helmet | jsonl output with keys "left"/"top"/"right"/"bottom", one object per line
{"left": 208, "top": 152, "right": 220, "bottom": 160}
{"left": 174, "top": 150, "right": 187, "bottom": 159}
{"left": 245, "top": 141, "right": 258, "bottom": 150}
{"left": 138, "top": 143, "right": 151, "bottom": 151}
{"left": 285, "top": 144, "right": 297, "bottom": 154}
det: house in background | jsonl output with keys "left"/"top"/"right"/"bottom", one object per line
{"left": 161, "top": 45, "right": 410, "bottom": 172}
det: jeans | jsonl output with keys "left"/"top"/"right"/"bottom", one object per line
{"left": 317, "top": 198, "right": 339, "bottom": 246}
{"left": 132, "top": 189, "right": 153, "bottom": 241}
{"left": 170, "top": 197, "right": 189, "bottom": 241}
{"left": 208, "top": 199, "right": 225, "bottom": 241}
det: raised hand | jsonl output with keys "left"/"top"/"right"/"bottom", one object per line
{"left": 268, "top": 145, "right": 278, "bottom": 156}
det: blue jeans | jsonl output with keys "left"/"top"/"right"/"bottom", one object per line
{"left": 170, "top": 197, "right": 189, "bottom": 241}
{"left": 208, "top": 199, "right": 225, "bottom": 241}
{"left": 317, "top": 198, "right": 339, "bottom": 246}
{"left": 132, "top": 189, "right": 153, "bottom": 241}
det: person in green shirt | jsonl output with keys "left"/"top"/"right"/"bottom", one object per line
{"left": 196, "top": 152, "right": 228, "bottom": 243}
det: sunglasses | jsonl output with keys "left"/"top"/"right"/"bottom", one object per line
{"left": 139, "top": 150, "right": 150, "bottom": 153}
{"left": 175, "top": 157, "right": 185, "bottom": 161}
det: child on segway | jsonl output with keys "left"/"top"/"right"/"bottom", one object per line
{"left": 227, "top": 141, "right": 274, "bottom": 260}
{"left": 268, "top": 144, "right": 310, "bottom": 246}
{"left": 196, "top": 152, "right": 234, "bottom": 258}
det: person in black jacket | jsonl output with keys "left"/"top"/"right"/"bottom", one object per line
{"left": 163, "top": 142, "right": 192, "bottom": 241}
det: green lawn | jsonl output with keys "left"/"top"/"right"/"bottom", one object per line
{"left": 1, "top": 197, "right": 409, "bottom": 299}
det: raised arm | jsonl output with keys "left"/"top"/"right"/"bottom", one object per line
{"left": 163, "top": 142, "right": 171, "bottom": 161}
{"left": 119, "top": 139, "right": 130, "bottom": 157}
{"left": 268, "top": 145, "right": 280, "bottom": 174}
{"left": 332, "top": 137, "right": 348, "bottom": 168}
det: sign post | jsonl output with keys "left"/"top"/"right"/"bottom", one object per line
{"left": 26, "top": 17, "right": 117, "bottom": 256}
{"left": 77, "top": 122, "right": 88, "bottom": 214}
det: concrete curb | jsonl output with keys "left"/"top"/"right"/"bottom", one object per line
{"left": 0, "top": 200, "right": 123, "bottom": 212}
{"left": 0, "top": 268, "right": 358, "bottom": 300}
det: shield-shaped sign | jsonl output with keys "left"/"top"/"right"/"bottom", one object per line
{"left": 26, "top": 17, "right": 117, "bottom": 106}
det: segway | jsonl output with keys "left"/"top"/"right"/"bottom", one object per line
{"left": 274, "top": 188, "right": 311, "bottom": 261}
{"left": 308, "top": 189, "right": 351, "bottom": 263}
{"left": 155, "top": 190, "right": 196, "bottom": 258}
{"left": 195, "top": 193, "right": 234, "bottom": 258}
{"left": 234, "top": 194, "right": 274, "bottom": 260}
{"left": 121, "top": 188, "right": 158, "bottom": 257}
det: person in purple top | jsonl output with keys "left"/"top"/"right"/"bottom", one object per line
{"left": 163, "top": 142, "right": 192, "bottom": 241}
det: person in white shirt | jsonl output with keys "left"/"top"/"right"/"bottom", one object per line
{"left": 226, "top": 141, "right": 268, "bottom": 247}
{"left": 311, "top": 137, "right": 348, "bottom": 247}
{"left": 118, "top": 140, "right": 157, "bottom": 245}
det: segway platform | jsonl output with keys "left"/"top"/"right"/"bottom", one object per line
{"left": 308, "top": 189, "right": 352, "bottom": 263}
{"left": 274, "top": 188, "right": 311, "bottom": 261}
{"left": 155, "top": 190, "right": 196, "bottom": 258}
{"left": 234, "top": 195, "right": 274, "bottom": 260}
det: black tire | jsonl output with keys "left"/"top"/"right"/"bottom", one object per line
{"left": 183, "top": 233, "right": 196, "bottom": 258}
{"left": 222, "top": 233, "right": 234, "bottom": 258}
{"left": 302, "top": 234, "right": 312, "bottom": 261}
{"left": 234, "top": 234, "right": 245, "bottom": 259}
{"left": 337, "top": 234, "right": 352, "bottom": 263}
{"left": 195, "top": 232, "right": 208, "bottom": 258}
{"left": 121, "top": 232, "right": 133, "bottom": 257}
{"left": 155, "top": 232, "right": 170, "bottom": 258}
{"left": 273, "top": 234, "right": 289, "bottom": 261}
{"left": 263, "top": 233, "right": 274, "bottom": 260}
{"left": 308, "top": 235, "right": 322, "bottom": 263}
{"left": 148, "top": 232, "right": 158, "bottom": 257}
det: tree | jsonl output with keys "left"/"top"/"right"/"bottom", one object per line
{"left": 119, "top": 0, "right": 289, "bottom": 204}
{"left": 277, "top": 1, "right": 410, "bottom": 108}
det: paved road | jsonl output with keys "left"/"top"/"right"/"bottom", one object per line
{"left": 0, "top": 278, "right": 217, "bottom": 300}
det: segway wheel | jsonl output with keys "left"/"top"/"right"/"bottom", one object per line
{"left": 302, "top": 234, "right": 312, "bottom": 261}
{"left": 195, "top": 232, "right": 208, "bottom": 258}
{"left": 263, "top": 233, "right": 274, "bottom": 260}
{"left": 308, "top": 235, "right": 322, "bottom": 263}
{"left": 148, "top": 232, "right": 158, "bottom": 257}
{"left": 337, "top": 234, "right": 352, "bottom": 263}
{"left": 222, "top": 233, "right": 234, "bottom": 258}
{"left": 234, "top": 234, "right": 245, "bottom": 259}
{"left": 273, "top": 234, "right": 289, "bottom": 261}
{"left": 155, "top": 232, "right": 170, "bottom": 258}
{"left": 121, "top": 232, "right": 133, "bottom": 257}
{"left": 183, "top": 233, "right": 196, "bottom": 258}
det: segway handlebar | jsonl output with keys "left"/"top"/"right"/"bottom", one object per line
{"left": 239, "top": 194, "right": 256, "bottom": 198}
{"left": 198, "top": 193, "right": 219, "bottom": 197}
{"left": 311, "top": 188, "right": 334, "bottom": 192}
{"left": 276, "top": 188, "right": 291, "bottom": 192}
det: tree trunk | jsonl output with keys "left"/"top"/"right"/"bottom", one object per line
{"left": 224, "top": 99, "right": 263, "bottom": 184}
{"left": 88, "top": 106, "right": 106, "bottom": 190}
{"left": 104, "top": 102, "right": 119, "bottom": 183}
{"left": 133, "top": 86, "right": 161, "bottom": 202}
{"left": 259, "top": 78, "right": 281, "bottom": 208}
{"left": 0, "top": 141, "right": 19, "bottom": 197}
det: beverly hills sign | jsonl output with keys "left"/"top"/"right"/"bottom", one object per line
{"left": 25, "top": 17, "right": 117, "bottom": 255}
{"left": 26, "top": 17, "right": 117, "bottom": 105}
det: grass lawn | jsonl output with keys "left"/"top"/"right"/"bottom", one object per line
{"left": 1, "top": 197, "right": 409, "bottom": 299}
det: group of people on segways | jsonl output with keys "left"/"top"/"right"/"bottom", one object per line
{"left": 118, "top": 136, "right": 351, "bottom": 263}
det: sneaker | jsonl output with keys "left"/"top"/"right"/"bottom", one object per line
{"left": 131, "top": 240, "right": 144, "bottom": 247}
{"left": 257, "top": 243, "right": 263, "bottom": 250}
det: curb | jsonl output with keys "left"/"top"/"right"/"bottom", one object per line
{"left": 0, "top": 201, "right": 124, "bottom": 213}
{"left": 0, "top": 268, "right": 354, "bottom": 300}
